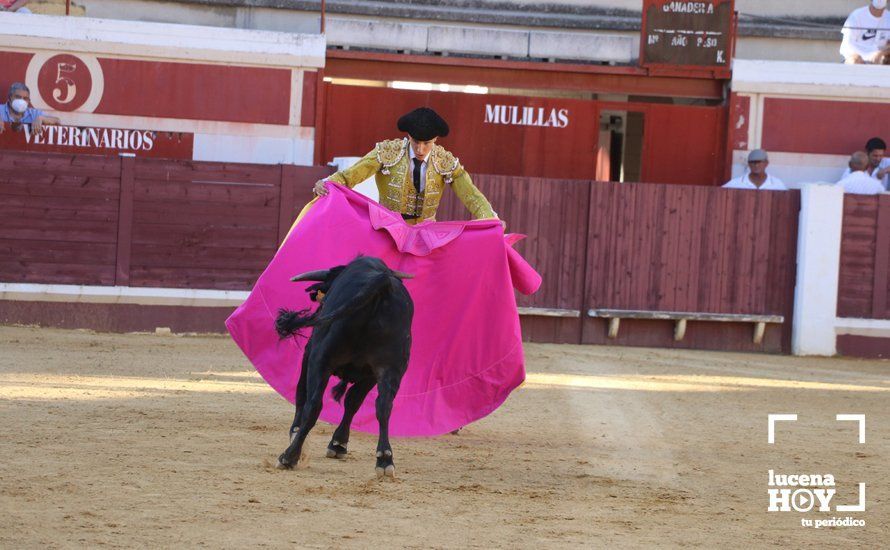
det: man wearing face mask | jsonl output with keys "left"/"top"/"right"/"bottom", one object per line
{"left": 0, "top": 82, "right": 60, "bottom": 135}
{"left": 840, "top": 0, "right": 890, "bottom": 64}
{"left": 313, "top": 107, "right": 499, "bottom": 225}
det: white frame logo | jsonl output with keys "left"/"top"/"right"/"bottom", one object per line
{"left": 766, "top": 414, "right": 866, "bottom": 521}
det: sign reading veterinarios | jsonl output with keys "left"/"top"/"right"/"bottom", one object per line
{"left": 0, "top": 123, "right": 194, "bottom": 158}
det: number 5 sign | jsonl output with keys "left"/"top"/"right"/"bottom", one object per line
{"left": 25, "top": 52, "right": 105, "bottom": 112}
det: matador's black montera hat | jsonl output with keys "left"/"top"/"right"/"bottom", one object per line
{"left": 397, "top": 107, "right": 450, "bottom": 141}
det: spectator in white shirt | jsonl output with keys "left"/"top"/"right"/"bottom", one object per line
{"left": 840, "top": 1, "right": 890, "bottom": 64}
{"left": 839, "top": 137, "right": 890, "bottom": 190}
{"left": 723, "top": 149, "right": 788, "bottom": 191}
{"left": 837, "top": 151, "right": 886, "bottom": 195}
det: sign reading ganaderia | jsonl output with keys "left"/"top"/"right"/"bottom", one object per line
{"left": 0, "top": 124, "right": 194, "bottom": 158}
{"left": 641, "top": 0, "right": 735, "bottom": 72}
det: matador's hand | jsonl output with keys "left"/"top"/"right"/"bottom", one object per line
{"left": 313, "top": 179, "right": 329, "bottom": 196}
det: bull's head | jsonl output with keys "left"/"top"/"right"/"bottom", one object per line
{"left": 290, "top": 268, "right": 414, "bottom": 282}
{"left": 290, "top": 265, "right": 413, "bottom": 302}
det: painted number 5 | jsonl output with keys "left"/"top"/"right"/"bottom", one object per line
{"left": 53, "top": 62, "right": 78, "bottom": 104}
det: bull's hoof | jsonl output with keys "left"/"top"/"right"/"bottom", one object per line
{"left": 375, "top": 465, "right": 396, "bottom": 478}
{"left": 375, "top": 449, "right": 395, "bottom": 478}
{"left": 326, "top": 440, "right": 348, "bottom": 459}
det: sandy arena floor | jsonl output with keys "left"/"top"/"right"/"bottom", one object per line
{"left": 0, "top": 326, "right": 888, "bottom": 548}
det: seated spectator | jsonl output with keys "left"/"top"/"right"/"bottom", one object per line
{"left": 840, "top": 137, "right": 890, "bottom": 190}
{"left": 0, "top": 82, "right": 59, "bottom": 135}
{"left": 0, "top": 0, "right": 31, "bottom": 13}
{"left": 837, "top": 151, "right": 885, "bottom": 195}
{"left": 723, "top": 149, "right": 788, "bottom": 191}
{"left": 840, "top": 1, "right": 890, "bottom": 64}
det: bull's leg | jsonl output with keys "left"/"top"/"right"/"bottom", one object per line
{"left": 374, "top": 369, "right": 403, "bottom": 478}
{"left": 327, "top": 378, "right": 375, "bottom": 459}
{"left": 288, "top": 350, "right": 311, "bottom": 443}
{"left": 277, "top": 367, "right": 331, "bottom": 469}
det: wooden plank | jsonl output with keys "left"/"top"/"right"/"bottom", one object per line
{"left": 589, "top": 309, "right": 784, "bottom": 323}
{"left": 517, "top": 307, "right": 581, "bottom": 318}
{"left": 115, "top": 156, "right": 135, "bottom": 286}
{"left": 133, "top": 206, "right": 278, "bottom": 228}
{"left": 0, "top": 262, "right": 116, "bottom": 285}
{"left": 873, "top": 195, "right": 890, "bottom": 318}
{"left": 0, "top": 206, "right": 118, "bottom": 223}
{"left": 838, "top": 194, "right": 878, "bottom": 319}
{"left": 133, "top": 179, "right": 279, "bottom": 206}
{"left": 130, "top": 244, "right": 276, "bottom": 269}
{"left": 0, "top": 194, "right": 119, "bottom": 212}
{"left": 0, "top": 239, "right": 116, "bottom": 264}
{"left": 128, "top": 266, "right": 263, "bottom": 290}
{"left": 134, "top": 158, "right": 281, "bottom": 184}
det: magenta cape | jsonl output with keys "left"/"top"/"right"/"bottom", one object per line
{"left": 225, "top": 183, "right": 542, "bottom": 437}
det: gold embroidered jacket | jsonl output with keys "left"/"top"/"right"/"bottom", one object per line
{"left": 328, "top": 138, "right": 497, "bottom": 224}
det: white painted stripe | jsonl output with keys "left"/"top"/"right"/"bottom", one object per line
{"left": 836, "top": 317, "right": 890, "bottom": 338}
{"left": 792, "top": 184, "right": 844, "bottom": 356}
{"left": 192, "top": 134, "right": 315, "bottom": 165}
{"left": 732, "top": 60, "right": 890, "bottom": 100}
{"left": 52, "top": 112, "right": 315, "bottom": 139}
{"left": 2, "top": 283, "right": 575, "bottom": 317}
{"left": 289, "top": 69, "right": 304, "bottom": 127}
{"left": 0, "top": 13, "right": 325, "bottom": 68}
{"left": 0, "top": 283, "right": 247, "bottom": 307}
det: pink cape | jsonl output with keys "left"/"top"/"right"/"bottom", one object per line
{"left": 225, "top": 183, "right": 542, "bottom": 437}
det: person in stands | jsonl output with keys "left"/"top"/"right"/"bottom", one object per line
{"left": 0, "top": 0, "right": 32, "bottom": 13}
{"left": 837, "top": 151, "right": 886, "bottom": 195}
{"left": 840, "top": 0, "right": 890, "bottom": 64}
{"left": 722, "top": 149, "right": 788, "bottom": 191}
{"left": 840, "top": 137, "right": 890, "bottom": 190}
{"left": 0, "top": 82, "right": 60, "bottom": 135}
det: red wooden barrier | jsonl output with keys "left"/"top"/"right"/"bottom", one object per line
{"left": 0, "top": 151, "right": 331, "bottom": 291}
{"left": 581, "top": 183, "right": 799, "bottom": 353}
{"left": 0, "top": 152, "right": 121, "bottom": 285}
{"left": 0, "top": 151, "right": 800, "bottom": 351}
{"left": 838, "top": 194, "right": 890, "bottom": 320}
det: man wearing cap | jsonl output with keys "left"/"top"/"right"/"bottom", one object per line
{"left": 313, "top": 107, "right": 498, "bottom": 224}
{"left": 722, "top": 149, "right": 788, "bottom": 191}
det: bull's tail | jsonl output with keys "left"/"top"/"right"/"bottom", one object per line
{"left": 314, "top": 271, "right": 392, "bottom": 325}
{"left": 275, "top": 308, "right": 316, "bottom": 339}
{"left": 330, "top": 379, "right": 349, "bottom": 403}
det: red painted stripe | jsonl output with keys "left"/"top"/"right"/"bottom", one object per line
{"left": 95, "top": 58, "right": 291, "bottom": 124}
{"left": 762, "top": 98, "right": 890, "bottom": 156}
{"left": 0, "top": 50, "right": 34, "bottom": 94}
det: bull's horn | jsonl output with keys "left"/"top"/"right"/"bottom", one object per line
{"left": 290, "top": 270, "right": 329, "bottom": 282}
{"left": 392, "top": 270, "right": 414, "bottom": 279}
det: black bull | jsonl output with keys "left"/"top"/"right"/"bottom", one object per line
{"left": 274, "top": 256, "right": 414, "bottom": 477}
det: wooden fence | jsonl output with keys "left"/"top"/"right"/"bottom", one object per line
{"left": 439, "top": 177, "right": 800, "bottom": 352}
{"left": 2, "top": 151, "right": 801, "bottom": 351}
{"left": 0, "top": 152, "right": 330, "bottom": 290}
{"left": 838, "top": 194, "right": 890, "bottom": 319}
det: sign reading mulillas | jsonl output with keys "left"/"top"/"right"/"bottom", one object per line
{"left": 641, "top": 0, "right": 735, "bottom": 69}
